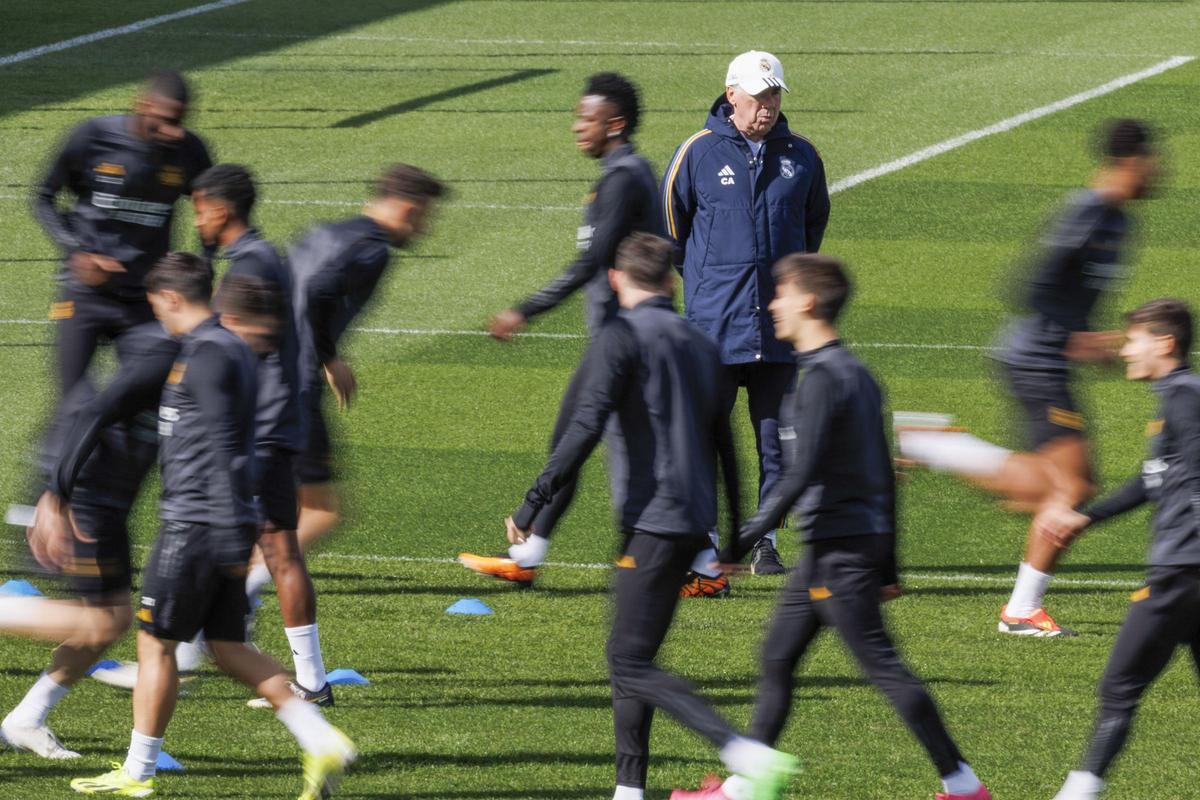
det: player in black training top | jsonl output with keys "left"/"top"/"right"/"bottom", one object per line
{"left": 289, "top": 165, "right": 444, "bottom": 559}
{"left": 33, "top": 70, "right": 212, "bottom": 396}
{"left": 672, "top": 254, "right": 991, "bottom": 800}
{"left": 1036, "top": 300, "right": 1200, "bottom": 800}
{"left": 897, "top": 119, "right": 1160, "bottom": 637}
{"left": 69, "top": 254, "right": 356, "bottom": 800}
{"left": 460, "top": 73, "right": 735, "bottom": 597}
{"left": 192, "top": 163, "right": 333, "bottom": 706}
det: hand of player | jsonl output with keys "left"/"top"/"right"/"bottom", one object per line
{"left": 323, "top": 358, "right": 357, "bottom": 411}
{"left": 1034, "top": 503, "right": 1089, "bottom": 547}
{"left": 505, "top": 516, "right": 528, "bottom": 545}
{"left": 1065, "top": 330, "right": 1123, "bottom": 363}
{"left": 70, "top": 252, "right": 125, "bottom": 286}
{"left": 26, "top": 491, "right": 74, "bottom": 570}
{"left": 488, "top": 309, "right": 527, "bottom": 341}
{"left": 880, "top": 583, "right": 904, "bottom": 603}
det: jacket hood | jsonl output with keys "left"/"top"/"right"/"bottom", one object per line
{"left": 704, "top": 94, "right": 792, "bottom": 141}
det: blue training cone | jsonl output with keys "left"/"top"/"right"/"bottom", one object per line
{"left": 446, "top": 598, "right": 493, "bottom": 616}
{"left": 0, "top": 579, "right": 43, "bottom": 597}
{"left": 85, "top": 660, "right": 121, "bottom": 676}
{"left": 156, "top": 752, "right": 184, "bottom": 771}
{"left": 327, "top": 668, "right": 370, "bottom": 686}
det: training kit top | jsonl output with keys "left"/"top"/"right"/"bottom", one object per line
{"left": 157, "top": 316, "right": 258, "bottom": 559}
{"left": 221, "top": 228, "right": 304, "bottom": 455}
{"left": 290, "top": 215, "right": 392, "bottom": 391}
{"left": 44, "top": 321, "right": 178, "bottom": 512}
{"left": 33, "top": 115, "right": 213, "bottom": 302}
{"left": 1084, "top": 366, "right": 1200, "bottom": 567}
{"left": 512, "top": 295, "right": 726, "bottom": 536}
{"left": 515, "top": 142, "right": 663, "bottom": 334}
{"left": 663, "top": 96, "right": 829, "bottom": 366}
{"left": 996, "top": 189, "right": 1130, "bottom": 372}
{"left": 728, "top": 340, "right": 895, "bottom": 558}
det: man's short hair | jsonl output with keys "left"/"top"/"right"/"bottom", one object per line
{"left": 144, "top": 70, "right": 190, "bottom": 106}
{"left": 1101, "top": 118, "right": 1154, "bottom": 159}
{"left": 374, "top": 163, "right": 446, "bottom": 204}
{"left": 584, "top": 72, "right": 641, "bottom": 137}
{"left": 1126, "top": 298, "right": 1192, "bottom": 360}
{"left": 615, "top": 233, "right": 674, "bottom": 290}
{"left": 216, "top": 273, "right": 283, "bottom": 326}
{"left": 773, "top": 253, "right": 852, "bottom": 323}
{"left": 194, "top": 164, "right": 257, "bottom": 222}
{"left": 145, "top": 252, "right": 212, "bottom": 303}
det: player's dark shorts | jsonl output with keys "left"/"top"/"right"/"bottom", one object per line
{"left": 296, "top": 386, "right": 333, "bottom": 485}
{"left": 137, "top": 522, "right": 252, "bottom": 642}
{"left": 256, "top": 448, "right": 299, "bottom": 531}
{"left": 65, "top": 505, "right": 132, "bottom": 601}
{"left": 53, "top": 284, "right": 154, "bottom": 392}
{"left": 1003, "top": 364, "right": 1086, "bottom": 449}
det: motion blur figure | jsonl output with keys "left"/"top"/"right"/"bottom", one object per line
{"left": 898, "top": 118, "right": 1160, "bottom": 637}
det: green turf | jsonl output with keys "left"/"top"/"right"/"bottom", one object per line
{"left": 2, "top": 2, "right": 1199, "bottom": 798}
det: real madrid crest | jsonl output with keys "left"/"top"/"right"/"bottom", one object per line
{"left": 780, "top": 157, "right": 795, "bottom": 179}
{"left": 759, "top": 58, "right": 771, "bottom": 72}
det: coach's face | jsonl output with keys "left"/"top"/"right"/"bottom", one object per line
{"left": 573, "top": 95, "right": 621, "bottom": 158}
{"left": 726, "top": 85, "right": 781, "bottom": 140}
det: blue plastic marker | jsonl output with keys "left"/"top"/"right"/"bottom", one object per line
{"left": 446, "top": 598, "right": 493, "bottom": 616}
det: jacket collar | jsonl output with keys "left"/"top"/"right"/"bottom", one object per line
{"left": 222, "top": 227, "right": 262, "bottom": 260}
{"left": 630, "top": 294, "right": 675, "bottom": 313}
{"left": 1153, "top": 364, "right": 1193, "bottom": 395}
{"left": 704, "top": 95, "right": 793, "bottom": 142}
{"left": 796, "top": 337, "right": 842, "bottom": 365}
{"left": 601, "top": 141, "right": 636, "bottom": 171}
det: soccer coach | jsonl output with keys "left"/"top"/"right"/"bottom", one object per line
{"left": 662, "top": 50, "right": 830, "bottom": 574}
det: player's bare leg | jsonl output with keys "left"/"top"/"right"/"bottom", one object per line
{"left": 297, "top": 482, "right": 340, "bottom": 552}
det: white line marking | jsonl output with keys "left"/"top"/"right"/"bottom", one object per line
{"left": 0, "top": 195, "right": 577, "bottom": 212}
{"left": 0, "top": 0, "right": 252, "bottom": 68}
{"left": 830, "top": 55, "right": 1195, "bottom": 194}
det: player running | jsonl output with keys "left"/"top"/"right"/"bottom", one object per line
{"left": 68, "top": 255, "right": 354, "bottom": 799}
{"left": 289, "top": 164, "right": 444, "bottom": 560}
{"left": 898, "top": 118, "right": 1160, "bottom": 637}
{"left": 501, "top": 234, "right": 796, "bottom": 800}
{"left": 458, "top": 73, "right": 737, "bottom": 595}
{"left": 1036, "top": 300, "right": 1200, "bottom": 800}
{"left": 33, "top": 70, "right": 212, "bottom": 397}
{"left": 672, "top": 254, "right": 990, "bottom": 800}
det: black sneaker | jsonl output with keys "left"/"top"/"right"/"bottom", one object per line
{"left": 750, "top": 539, "right": 786, "bottom": 575}
{"left": 246, "top": 680, "right": 335, "bottom": 709}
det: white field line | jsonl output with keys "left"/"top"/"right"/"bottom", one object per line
{"left": 0, "top": 0, "right": 252, "bottom": 68}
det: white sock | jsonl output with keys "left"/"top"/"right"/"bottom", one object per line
{"left": 1006, "top": 562, "right": 1052, "bottom": 618}
{"left": 722, "top": 775, "right": 753, "bottom": 800}
{"left": 285, "top": 623, "right": 328, "bottom": 690}
{"left": 941, "top": 761, "right": 982, "bottom": 795}
{"left": 245, "top": 563, "right": 273, "bottom": 600}
{"left": 508, "top": 533, "right": 549, "bottom": 568}
{"left": 719, "top": 736, "right": 778, "bottom": 779}
{"left": 612, "top": 786, "right": 644, "bottom": 800}
{"left": 1054, "top": 771, "right": 1105, "bottom": 800}
{"left": 898, "top": 430, "right": 1011, "bottom": 477}
{"left": 123, "top": 729, "right": 163, "bottom": 781}
{"left": 175, "top": 633, "right": 207, "bottom": 672}
{"left": 690, "top": 547, "right": 721, "bottom": 578}
{"left": 276, "top": 698, "right": 348, "bottom": 756}
{"left": 6, "top": 672, "right": 70, "bottom": 727}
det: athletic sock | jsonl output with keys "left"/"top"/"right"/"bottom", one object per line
{"left": 245, "top": 563, "right": 273, "bottom": 601}
{"left": 898, "top": 430, "right": 1011, "bottom": 477}
{"left": 1006, "top": 562, "right": 1052, "bottom": 618}
{"left": 276, "top": 698, "right": 348, "bottom": 756}
{"left": 1055, "top": 771, "right": 1105, "bottom": 799}
{"left": 612, "top": 786, "right": 644, "bottom": 800}
{"left": 690, "top": 547, "right": 721, "bottom": 578}
{"left": 508, "top": 533, "right": 549, "bottom": 568}
{"left": 722, "top": 775, "right": 753, "bottom": 800}
{"left": 175, "top": 633, "right": 206, "bottom": 672}
{"left": 719, "top": 736, "right": 779, "bottom": 779}
{"left": 941, "top": 761, "right": 983, "bottom": 795}
{"left": 5, "top": 672, "right": 70, "bottom": 727}
{"left": 285, "top": 623, "right": 328, "bottom": 690}
{"left": 123, "top": 730, "right": 163, "bottom": 782}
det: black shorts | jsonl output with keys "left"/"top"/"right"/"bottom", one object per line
{"left": 54, "top": 284, "right": 154, "bottom": 393}
{"left": 65, "top": 505, "right": 132, "bottom": 601}
{"left": 256, "top": 449, "right": 298, "bottom": 531}
{"left": 137, "top": 522, "right": 252, "bottom": 643}
{"left": 296, "top": 387, "right": 333, "bottom": 485}
{"left": 1003, "top": 364, "right": 1087, "bottom": 450}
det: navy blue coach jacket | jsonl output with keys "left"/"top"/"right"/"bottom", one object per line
{"left": 662, "top": 96, "right": 829, "bottom": 365}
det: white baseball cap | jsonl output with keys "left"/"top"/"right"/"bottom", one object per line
{"left": 725, "top": 50, "right": 789, "bottom": 95}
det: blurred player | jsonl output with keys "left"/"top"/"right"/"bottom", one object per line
{"left": 672, "top": 254, "right": 989, "bottom": 800}
{"left": 898, "top": 119, "right": 1159, "bottom": 636}
{"left": 33, "top": 70, "right": 212, "bottom": 397}
{"left": 1037, "top": 300, "right": 1200, "bottom": 800}
{"left": 0, "top": 322, "right": 178, "bottom": 758}
{"left": 192, "top": 164, "right": 332, "bottom": 706}
{"left": 503, "top": 234, "right": 797, "bottom": 800}
{"left": 289, "top": 165, "right": 445, "bottom": 559}
{"left": 68, "top": 255, "right": 354, "bottom": 799}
